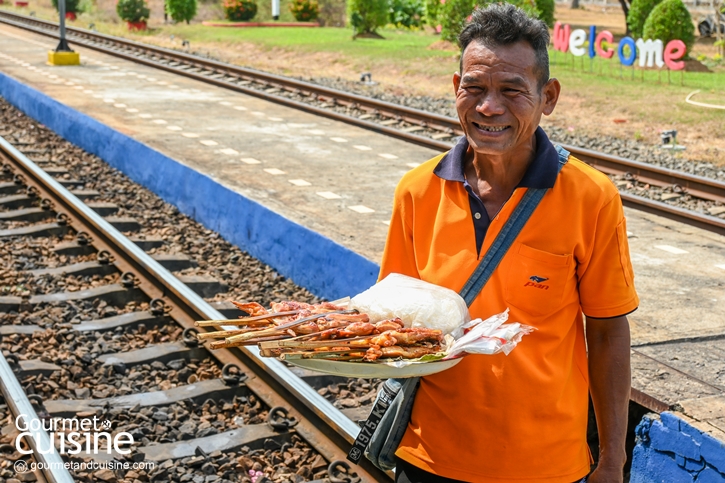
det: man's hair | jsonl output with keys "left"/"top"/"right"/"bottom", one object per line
{"left": 458, "top": 3, "right": 550, "bottom": 89}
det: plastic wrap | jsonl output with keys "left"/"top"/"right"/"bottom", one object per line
{"left": 349, "top": 273, "right": 470, "bottom": 337}
{"left": 445, "top": 309, "right": 535, "bottom": 358}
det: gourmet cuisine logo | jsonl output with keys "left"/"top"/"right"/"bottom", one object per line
{"left": 14, "top": 414, "right": 133, "bottom": 455}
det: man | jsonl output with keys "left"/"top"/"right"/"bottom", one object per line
{"left": 379, "top": 4, "right": 638, "bottom": 483}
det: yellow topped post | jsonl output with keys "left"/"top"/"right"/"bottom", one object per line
{"left": 48, "top": 0, "right": 80, "bottom": 66}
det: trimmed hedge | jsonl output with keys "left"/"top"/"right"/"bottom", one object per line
{"left": 627, "top": 0, "right": 662, "bottom": 38}
{"left": 536, "top": 0, "right": 554, "bottom": 28}
{"left": 642, "top": 0, "right": 695, "bottom": 53}
{"left": 224, "top": 0, "right": 257, "bottom": 20}
{"left": 51, "top": 0, "right": 83, "bottom": 14}
{"left": 349, "top": 0, "right": 389, "bottom": 35}
{"left": 116, "top": 0, "right": 150, "bottom": 22}
{"left": 289, "top": 0, "right": 319, "bottom": 21}
{"left": 440, "top": 0, "right": 549, "bottom": 44}
{"left": 166, "top": 0, "right": 197, "bottom": 24}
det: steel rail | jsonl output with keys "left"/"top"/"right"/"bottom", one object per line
{"left": 0, "top": 351, "right": 76, "bottom": 483}
{"left": 0, "top": 136, "right": 388, "bottom": 483}
{"left": 620, "top": 192, "right": 725, "bottom": 237}
{"left": 2, "top": 11, "right": 725, "bottom": 210}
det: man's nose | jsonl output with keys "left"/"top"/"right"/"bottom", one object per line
{"left": 476, "top": 92, "right": 506, "bottom": 116}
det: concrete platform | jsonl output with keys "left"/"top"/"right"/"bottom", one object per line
{"left": 1, "top": 23, "right": 725, "bottom": 452}
{"left": 0, "top": 23, "right": 434, "bottom": 263}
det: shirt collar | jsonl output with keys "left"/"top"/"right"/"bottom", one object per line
{"left": 433, "top": 126, "right": 559, "bottom": 189}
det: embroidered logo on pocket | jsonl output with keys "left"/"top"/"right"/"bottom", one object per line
{"left": 524, "top": 275, "right": 550, "bottom": 290}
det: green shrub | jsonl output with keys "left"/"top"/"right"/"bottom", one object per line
{"left": 389, "top": 0, "right": 425, "bottom": 28}
{"left": 626, "top": 0, "right": 661, "bottom": 38}
{"left": 535, "top": 0, "right": 554, "bottom": 28}
{"left": 51, "top": 0, "right": 83, "bottom": 14}
{"left": 289, "top": 0, "right": 319, "bottom": 21}
{"left": 116, "top": 0, "right": 149, "bottom": 22}
{"left": 224, "top": 0, "right": 257, "bottom": 20}
{"left": 642, "top": 0, "right": 695, "bottom": 53}
{"left": 440, "top": 0, "right": 546, "bottom": 44}
{"left": 166, "top": 0, "right": 197, "bottom": 23}
{"left": 348, "top": 0, "right": 389, "bottom": 35}
{"left": 439, "top": 0, "right": 477, "bottom": 42}
{"left": 425, "top": 0, "right": 442, "bottom": 27}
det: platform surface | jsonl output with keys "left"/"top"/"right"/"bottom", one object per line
{"left": 1, "top": 23, "right": 724, "bottom": 441}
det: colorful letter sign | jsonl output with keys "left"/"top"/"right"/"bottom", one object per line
{"left": 551, "top": 22, "right": 686, "bottom": 71}
{"left": 594, "top": 30, "right": 614, "bottom": 59}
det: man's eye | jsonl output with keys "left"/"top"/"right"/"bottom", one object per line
{"left": 464, "top": 86, "right": 483, "bottom": 92}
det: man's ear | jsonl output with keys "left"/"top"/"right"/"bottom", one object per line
{"left": 541, "top": 78, "right": 561, "bottom": 116}
{"left": 453, "top": 72, "right": 462, "bottom": 97}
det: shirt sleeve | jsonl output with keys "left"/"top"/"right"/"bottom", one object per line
{"left": 577, "top": 193, "right": 639, "bottom": 318}
{"left": 379, "top": 184, "right": 420, "bottom": 282}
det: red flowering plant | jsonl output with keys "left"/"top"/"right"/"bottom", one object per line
{"left": 289, "top": 0, "right": 319, "bottom": 21}
{"left": 223, "top": 0, "right": 257, "bottom": 21}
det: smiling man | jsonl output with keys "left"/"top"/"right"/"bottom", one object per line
{"left": 378, "top": 4, "right": 639, "bottom": 483}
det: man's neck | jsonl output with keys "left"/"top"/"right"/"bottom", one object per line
{"left": 465, "top": 134, "right": 537, "bottom": 199}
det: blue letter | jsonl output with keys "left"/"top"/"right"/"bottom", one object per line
{"left": 618, "top": 36, "right": 637, "bottom": 66}
{"left": 589, "top": 25, "right": 596, "bottom": 58}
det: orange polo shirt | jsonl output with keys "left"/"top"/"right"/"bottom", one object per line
{"left": 379, "top": 129, "right": 639, "bottom": 482}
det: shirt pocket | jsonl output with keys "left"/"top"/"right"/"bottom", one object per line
{"left": 504, "top": 243, "right": 573, "bottom": 317}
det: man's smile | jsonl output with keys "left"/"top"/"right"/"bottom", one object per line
{"left": 472, "top": 122, "right": 511, "bottom": 133}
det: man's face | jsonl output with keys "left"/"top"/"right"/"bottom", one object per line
{"left": 453, "top": 40, "right": 560, "bottom": 157}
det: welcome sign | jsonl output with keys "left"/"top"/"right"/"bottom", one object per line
{"left": 552, "top": 22, "right": 687, "bottom": 71}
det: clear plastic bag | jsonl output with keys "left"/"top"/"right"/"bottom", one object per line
{"left": 349, "top": 273, "right": 470, "bottom": 337}
{"left": 445, "top": 309, "right": 535, "bottom": 358}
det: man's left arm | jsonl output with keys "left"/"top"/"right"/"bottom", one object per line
{"left": 586, "top": 315, "right": 631, "bottom": 483}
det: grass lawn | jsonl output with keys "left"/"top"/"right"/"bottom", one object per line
{"left": 1, "top": 2, "right": 723, "bottom": 163}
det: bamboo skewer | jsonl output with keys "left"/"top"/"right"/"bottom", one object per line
{"left": 194, "top": 310, "right": 302, "bottom": 327}
{"left": 209, "top": 333, "right": 291, "bottom": 350}
{"left": 224, "top": 309, "right": 358, "bottom": 344}
{"left": 196, "top": 328, "right": 257, "bottom": 340}
{"left": 279, "top": 350, "right": 366, "bottom": 360}
{"left": 258, "top": 336, "right": 372, "bottom": 350}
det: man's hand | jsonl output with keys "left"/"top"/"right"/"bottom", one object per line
{"left": 586, "top": 315, "right": 631, "bottom": 483}
{"left": 587, "top": 463, "right": 625, "bottom": 483}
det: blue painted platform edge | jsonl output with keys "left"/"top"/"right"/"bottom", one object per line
{"left": 630, "top": 411, "right": 725, "bottom": 483}
{"left": 0, "top": 72, "right": 379, "bottom": 299}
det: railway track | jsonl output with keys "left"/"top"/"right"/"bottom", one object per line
{"left": 0, "top": 10, "right": 724, "bottom": 236}
{"left": 0, "top": 123, "right": 389, "bottom": 482}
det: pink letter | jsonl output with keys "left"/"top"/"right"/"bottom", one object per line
{"left": 594, "top": 30, "right": 614, "bottom": 59}
{"left": 553, "top": 22, "right": 570, "bottom": 53}
{"left": 664, "top": 40, "right": 686, "bottom": 70}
